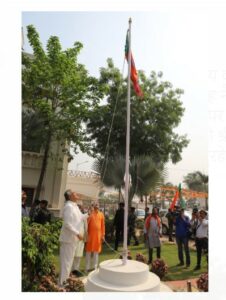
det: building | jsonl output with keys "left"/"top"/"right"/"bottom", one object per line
{"left": 22, "top": 141, "right": 69, "bottom": 216}
{"left": 66, "top": 170, "right": 101, "bottom": 206}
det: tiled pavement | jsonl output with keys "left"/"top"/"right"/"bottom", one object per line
{"left": 164, "top": 278, "right": 199, "bottom": 292}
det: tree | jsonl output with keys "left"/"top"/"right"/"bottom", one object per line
{"left": 93, "top": 155, "right": 167, "bottom": 206}
{"left": 183, "top": 171, "right": 208, "bottom": 209}
{"left": 22, "top": 108, "right": 46, "bottom": 153}
{"left": 86, "top": 58, "right": 189, "bottom": 163}
{"left": 22, "top": 25, "right": 102, "bottom": 200}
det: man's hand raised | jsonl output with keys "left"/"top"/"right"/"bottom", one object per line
{"left": 76, "top": 234, "right": 83, "bottom": 241}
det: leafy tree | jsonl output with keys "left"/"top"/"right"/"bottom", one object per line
{"left": 86, "top": 58, "right": 189, "bottom": 163}
{"left": 183, "top": 171, "right": 208, "bottom": 192}
{"left": 22, "top": 108, "right": 46, "bottom": 152}
{"left": 183, "top": 171, "right": 208, "bottom": 209}
{"left": 22, "top": 25, "right": 102, "bottom": 200}
{"left": 93, "top": 155, "right": 166, "bottom": 206}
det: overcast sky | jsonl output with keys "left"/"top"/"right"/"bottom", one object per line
{"left": 22, "top": 11, "right": 209, "bottom": 185}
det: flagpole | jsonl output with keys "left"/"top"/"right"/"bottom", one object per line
{"left": 123, "top": 18, "right": 132, "bottom": 265}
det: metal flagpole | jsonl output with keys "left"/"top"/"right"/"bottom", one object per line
{"left": 122, "top": 18, "right": 132, "bottom": 265}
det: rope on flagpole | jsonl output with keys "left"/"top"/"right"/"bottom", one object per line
{"left": 100, "top": 57, "right": 126, "bottom": 183}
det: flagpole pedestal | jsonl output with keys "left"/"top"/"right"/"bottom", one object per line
{"left": 84, "top": 259, "right": 172, "bottom": 292}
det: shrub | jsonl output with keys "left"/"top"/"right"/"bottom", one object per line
{"left": 64, "top": 276, "right": 84, "bottom": 292}
{"left": 37, "top": 274, "right": 65, "bottom": 292}
{"left": 150, "top": 259, "right": 168, "bottom": 279}
{"left": 119, "top": 250, "right": 132, "bottom": 260}
{"left": 135, "top": 218, "right": 144, "bottom": 229}
{"left": 22, "top": 217, "right": 61, "bottom": 291}
{"left": 135, "top": 253, "right": 147, "bottom": 264}
{"left": 197, "top": 273, "right": 208, "bottom": 292}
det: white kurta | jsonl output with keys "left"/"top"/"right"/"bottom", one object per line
{"left": 74, "top": 218, "right": 87, "bottom": 257}
{"left": 59, "top": 201, "right": 87, "bottom": 285}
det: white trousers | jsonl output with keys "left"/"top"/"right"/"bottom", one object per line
{"left": 85, "top": 252, "right": 99, "bottom": 271}
{"left": 72, "top": 256, "right": 81, "bottom": 271}
{"left": 59, "top": 242, "right": 77, "bottom": 285}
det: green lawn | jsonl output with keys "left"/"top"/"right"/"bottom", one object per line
{"left": 53, "top": 240, "right": 208, "bottom": 281}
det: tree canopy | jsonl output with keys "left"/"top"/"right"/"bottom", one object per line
{"left": 85, "top": 58, "right": 189, "bottom": 164}
{"left": 22, "top": 25, "right": 102, "bottom": 199}
{"left": 183, "top": 171, "right": 208, "bottom": 192}
{"left": 93, "top": 155, "right": 167, "bottom": 205}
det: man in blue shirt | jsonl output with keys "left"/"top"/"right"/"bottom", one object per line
{"left": 174, "top": 208, "right": 191, "bottom": 268}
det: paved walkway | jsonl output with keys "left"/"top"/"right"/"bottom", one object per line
{"left": 164, "top": 278, "right": 199, "bottom": 292}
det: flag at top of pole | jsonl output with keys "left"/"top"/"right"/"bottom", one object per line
{"left": 125, "top": 29, "right": 143, "bottom": 98}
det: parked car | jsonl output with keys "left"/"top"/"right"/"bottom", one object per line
{"left": 135, "top": 209, "right": 145, "bottom": 219}
{"left": 159, "top": 209, "right": 192, "bottom": 235}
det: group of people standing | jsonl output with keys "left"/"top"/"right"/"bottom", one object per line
{"left": 23, "top": 188, "right": 208, "bottom": 286}
{"left": 59, "top": 189, "right": 105, "bottom": 286}
{"left": 22, "top": 190, "right": 51, "bottom": 224}
{"left": 113, "top": 203, "right": 208, "bottom": 271}
{"left": 165, "top": 207, "right": 208, "bottom": 270}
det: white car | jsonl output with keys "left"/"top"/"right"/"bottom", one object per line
{"left": 135, "top": 209, "right": 145, "bottom": 219}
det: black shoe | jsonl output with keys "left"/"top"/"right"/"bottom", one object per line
{"left": 177, "top": 262, "right": 184, "bottom": 266}
{"left": 194, "top": 266, "right": 201, "bottom": 271}
{"left": 185, "top": 264, "right": 190, "bottom": 269}
{"left": 71, "top": 270, "right": 80, "bottom": 276}
{"left": 134, "top": 241, "right": 139, "bottom": 246}
{"left": 147, "top": 260, "right": 152, "bottom": 265}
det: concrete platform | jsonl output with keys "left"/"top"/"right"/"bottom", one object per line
{"left": 84, "top": 259, "right": 172, "bottom": 292}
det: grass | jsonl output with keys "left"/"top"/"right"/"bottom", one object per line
{"left": 53, "top": 238, "right": 208, "bottom": 281}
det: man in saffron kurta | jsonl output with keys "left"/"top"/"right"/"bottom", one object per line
{"left": 85, "top": 203, "right": 105, "bottom": 271}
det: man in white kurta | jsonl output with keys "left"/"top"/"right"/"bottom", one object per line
{"left": 59, "top": 190, "right": 87, "bottom": 286}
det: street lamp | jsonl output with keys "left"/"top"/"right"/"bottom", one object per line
{"left": 76, "top": 160, "right": 89, "bottom": 170}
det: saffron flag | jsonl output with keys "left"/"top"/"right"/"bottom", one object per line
{"left": 125, "top": 31, "right": 143, "bottom": 98}
{"left": 170, "top": 183, "right": 181, "bottom": 210}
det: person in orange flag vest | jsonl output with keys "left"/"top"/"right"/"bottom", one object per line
{"left": 85, "top": 202, "right": 105, "bottom": 272}
{"left": 144, "top": 207, "right": 162, "bottom": 264}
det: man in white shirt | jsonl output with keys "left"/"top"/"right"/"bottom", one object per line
{"left": 59, "top": 189, "right": 87, "bottom": 286}
{"left": 191, "top": 209, "right": 208, "bottom": 270}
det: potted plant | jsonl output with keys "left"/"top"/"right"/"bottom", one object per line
{"left": 150, "top": 259, "right": 168, "bottom": 279}
{"left": 197, "top": 273, "right": 208, "bottom": 292}
{"left": 135, "top": 253, "right": 147, "bottom": 264}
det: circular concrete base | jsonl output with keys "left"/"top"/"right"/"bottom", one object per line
{"left": 84, "top": 259, "right": 172, "bottom": 292}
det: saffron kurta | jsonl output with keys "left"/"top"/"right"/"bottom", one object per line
{"left": 86, "top": 211, "right": 105, "bottom": 253}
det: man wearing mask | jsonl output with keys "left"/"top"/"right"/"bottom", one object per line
{"left": 174, "top": 208, "right": 191, "bottom": 268}
{"left": 58, "top": 190, "right": 87, "bottom": 286}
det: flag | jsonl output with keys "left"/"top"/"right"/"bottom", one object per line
{"left": 170, "top": 183, "right": 181, "bottom": 210}
{"left": 125, "top": 31, "right": 143, "bottom": 98}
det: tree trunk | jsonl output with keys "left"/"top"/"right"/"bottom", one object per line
{"left": 34, "top": 131, "right": 52, "bottom": 200}
{"left": 145, "top": 195, "right": 148, "bottom": 209}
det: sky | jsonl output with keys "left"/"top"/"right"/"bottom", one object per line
{"left": 22, "top": 11, "right": 209, "bottom": 185}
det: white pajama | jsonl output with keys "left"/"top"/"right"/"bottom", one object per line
{"left": 85, "top": 252, "right": 99, "bottom": 271}
{"left": 72, "top": 256, "right": 81, "bottom": 271}
{"left": 58, "top": 201, "right": 88, "bottom": 286}
{"left": 59, "top": 241, "right": 78, "bottom": 285}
